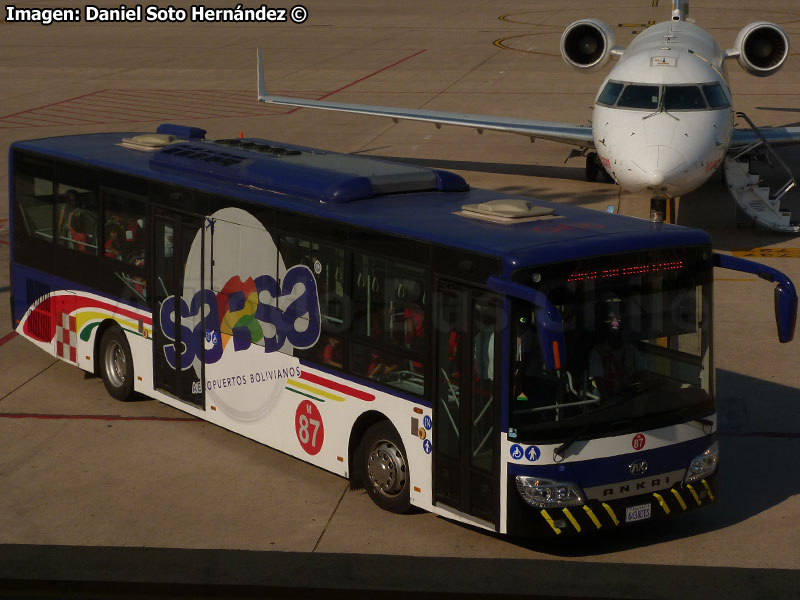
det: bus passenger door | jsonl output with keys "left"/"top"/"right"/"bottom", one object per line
{"left": 152, "top": 211, "right": 206, "bottom": 407}
{"left": 434, "top": 282, "right": 499, "bottom": 527}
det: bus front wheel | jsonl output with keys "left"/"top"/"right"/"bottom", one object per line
{"left": 361, "top": 421, "right": 411, "bottom": 514}
{"left": 99, "top": 327, "right": 135, "bottom": 402}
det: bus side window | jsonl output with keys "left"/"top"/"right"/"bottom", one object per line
{"left": 394, "top": 266, "right": 426, "bottom": 355}
{"left": 280, "top": 235, "right": 346, "bottom": 368}
{"left": 353, "top": 255, "right": 426, "bottom": 354}
{"left": 14, "top": 162, "right": 55, "bottom": 242}
{"left": 350, "top": 253, "right": 426, "bottom": 395}
{"left": 103, "top": 189, "right": 147, "bottom": 267}
{"left": 55, "top": 183, "right": 98, "bottom": 255}
{"left": 102, "top": 188, "right": 148, "bottom": 304}
{"left": 353, "top": 254, "right": 389, "bottom": 342}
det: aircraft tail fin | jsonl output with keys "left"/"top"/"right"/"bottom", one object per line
{"left": 257, "top": 48, "right": 268, "bottom": 100}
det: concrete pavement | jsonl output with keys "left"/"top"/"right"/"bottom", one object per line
{"left": 1, "top": 0, "right": 799, "bottom": 596}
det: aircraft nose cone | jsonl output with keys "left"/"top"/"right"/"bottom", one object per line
{"left": 631, "top": 146, "right": 687, "bottom": 190}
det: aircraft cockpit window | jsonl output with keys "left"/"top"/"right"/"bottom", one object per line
{"left": 664, "top": 85, "right": 707, "bottom": 110}
{"left": 597, "top": 81, "right": 624, "bottom": 106}
{"left": 702, "top": 83, "right": 730, "bottom": 109}
{"left": 617, "top": 85, "right": 660, "bottom": 109}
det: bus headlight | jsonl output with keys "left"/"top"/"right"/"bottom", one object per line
{"left": 684, "top": 440, "right": 719, "bottom": 484}
{"left": 515, "top": 476, "right": 584, "bottom": 508}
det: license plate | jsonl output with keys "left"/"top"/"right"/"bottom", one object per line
{"left": 625, "top": 503, "right": 652, "bottom": 523}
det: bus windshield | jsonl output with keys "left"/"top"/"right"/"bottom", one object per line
{"left": 510, "top": 247, "right": 713, "bottom": 443}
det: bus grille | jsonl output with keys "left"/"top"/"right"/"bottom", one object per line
{"left": 25, "top": 278, "right": 52, "bottom": 340}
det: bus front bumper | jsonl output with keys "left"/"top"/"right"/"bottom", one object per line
{"left": 506, "top": 473, "right": 718, "bottom": 537}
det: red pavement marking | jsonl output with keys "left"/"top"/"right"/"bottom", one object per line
{"left": 284, "top": 48, "right": 428, "bottom": 115}
{"left": 0, "top": 331, "right": 19, "bottom": 345}
{"left": 0, "top": 412, "right": 200, "bottom": 422}
{"left": 0, "top": 90, "right": 109, "bottom": 121}
{"left": 321, "top": 49, "right": 426, "bottom": 99}
{"left": 0, "top": 49, "right": 427, "bottom": 127}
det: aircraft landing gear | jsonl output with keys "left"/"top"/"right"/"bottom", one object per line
{"left": 650, "top": 196, "right": 678, "bottom": 224}
{"left": 585, "top": 152, "right": 614, "bottom": 183}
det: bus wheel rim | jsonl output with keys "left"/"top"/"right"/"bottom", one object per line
{"left": 105, "top": 341, "right": 126, "bottom": 388}
{"left": 367, "top": 440, "right": 406, "bottom": 497}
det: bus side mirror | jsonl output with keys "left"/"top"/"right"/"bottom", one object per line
{"left": 714, "top": 252, "right": 797, "bottom": 344}
{"left": 775, "top": 284, "right": 797, "bottom": 343}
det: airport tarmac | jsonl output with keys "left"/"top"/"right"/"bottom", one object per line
{"left": 1, "top": 0, "right": 799, "bottom": 597}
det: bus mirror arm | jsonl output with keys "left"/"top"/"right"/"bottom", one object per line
{"left": 486, "top": 276, "right": 567, "bottom": 371}
{"left": 713, "top": 253, "right": 797, "bottom": 343}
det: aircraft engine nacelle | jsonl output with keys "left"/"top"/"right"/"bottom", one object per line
{"left": 560, "top": 19, "right": 616, "bottom": 72}
{"left": 734, "top": 22, "right": 790, "bottom": 77}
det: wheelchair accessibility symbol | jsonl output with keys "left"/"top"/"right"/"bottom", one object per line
{"left": 510, "top": 444, "right": 524, "bottom": 460}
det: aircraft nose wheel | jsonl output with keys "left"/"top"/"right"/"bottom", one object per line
{"left": 650, "top": 197, "right": 667, "bottom": 223}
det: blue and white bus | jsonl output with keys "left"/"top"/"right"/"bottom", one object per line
{"left": 9, "top": 124, "right": 796, "bottom": 536}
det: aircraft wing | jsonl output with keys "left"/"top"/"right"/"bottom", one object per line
{"left": 257, "top": 49, "right": 595, "bottom": 148}
{"left": 731, "top": 126, "right": 800, "bottom": 149}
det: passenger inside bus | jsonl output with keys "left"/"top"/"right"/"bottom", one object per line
{"left": 322, "top": 336, "right": 343, "bottom": 369}
{"left": 367, "top": 349, "right": 399, "bottom": 378}
{"left": 104, "top": 227, "right": 121, "bottom": 259}
{"left": 56, "top": 188, "right": 98, "bottom": 254}
{"left": 588, "top": 299, "right": 645, "bottom": 398}
{"left": 67, "top": 209, "right": 91, "bottom": 253}
{"left": 123, "top": 217, "right": 146, "bottom": 265}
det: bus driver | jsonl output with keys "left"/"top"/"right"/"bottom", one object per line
{"left": 589, "top": 299, "right": 645, "bottom": 398}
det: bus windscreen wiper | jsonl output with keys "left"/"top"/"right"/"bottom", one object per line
{"left": 552, "top": 388, "right": 642, "bottom": 461}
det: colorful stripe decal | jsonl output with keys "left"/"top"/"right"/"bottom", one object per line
{"left": 78, "top": 312, "right": 151, "bottom": 342}
{"left": 286, "top": 386, "right": 326, "bottom": 403}
{"left": 300, "top": 370, "right": 375, "bottom": 402}
{"left": 23, "top": 292, "right": 151, "bottom": 343}
{"left": 287, "top": 378, "right": 344, "bottom": 403}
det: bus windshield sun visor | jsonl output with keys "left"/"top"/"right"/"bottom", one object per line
{"left": 713, "top": 253, "right": 797, "bottom": 343}
{"left": 486, "top": 276, "right": 566, "bottom": 371}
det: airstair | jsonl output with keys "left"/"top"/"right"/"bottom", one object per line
{"left": 723, "top": 112, "right": 800, "bottom": 233}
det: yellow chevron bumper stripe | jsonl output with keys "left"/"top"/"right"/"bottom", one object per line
{"left": 583, "top": 505, "right": 602, "bottom": 529}
{"left": 671, "top": 488, "right": 688, "bottom": 511}
{"left": 562, "top": 508, "right": 581, "bottom": 533}
{"left": 541, "top": 509, "right": 562, "bottom": 535}
{"left": 601, "top": 502, "right": 619, "bottom": 526}
{"left": 653, "top": 492, "right": 670, "bottom": 515}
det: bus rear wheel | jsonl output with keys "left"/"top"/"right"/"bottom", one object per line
{"left": 361, "top": 421, "right": 411, "bottom": 514}
{"left": 99, "top": 327, "right": 135, "bottom": 402}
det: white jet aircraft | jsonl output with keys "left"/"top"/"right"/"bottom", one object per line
{"left": 258, "top": 1, "right": 800, "bottom": 229}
